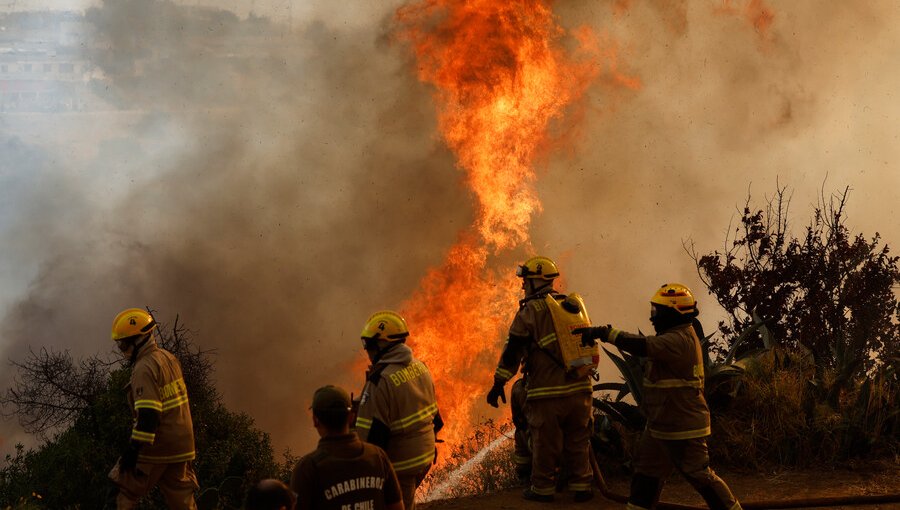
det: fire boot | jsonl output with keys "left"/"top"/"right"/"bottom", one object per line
{"left": 523, "top": 487, "right": 554, "bottom": 503}
{"left": 627, "top": 473, "right": 663, "bottom": 510}
{"left": 515, "top": 463, "right": 532, "bottom": 486}
{"left": 573, "top": 490, "right": 594, "bottom": 503}
{"left": 695, "top": 483, "right": 741, "bottom": 510}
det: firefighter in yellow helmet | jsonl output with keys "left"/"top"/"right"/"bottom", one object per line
{"left": 576, "top": 284, "right": 742, "bottom": 510}
{"left": 354, "top": 311, "right": 442, "bottom": 510}
{"left": 488, "top": 256, "right": 595, "bottom": 503}
{"left": 107, "top": 308, "right": 198, "bottom": 510}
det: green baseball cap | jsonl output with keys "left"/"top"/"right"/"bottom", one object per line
{"left": 311, "top": 385, "right": 351, "bottom": 413}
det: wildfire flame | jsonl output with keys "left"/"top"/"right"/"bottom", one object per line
{"left": 392, "top": 0, "right": 600, "bottom": 455}
{"left": 354, "top": 0, "right": 776, "bottom": 472}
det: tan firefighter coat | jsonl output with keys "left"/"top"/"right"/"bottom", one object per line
{"left": 127, "top": 341, "right": 196, "bottom": 463}
{"left": 355, "top": 343, "right": 439, "bottom": 475}
{"left": 494, "top": 291, "right": 593, "bottom": 400}
{"left": 614, "top": 323, "right": 710, "bottom": 440}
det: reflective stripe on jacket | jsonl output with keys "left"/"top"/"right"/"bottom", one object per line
{"left": 355, "top": 343, "right": 438, "bottom": 474}
{"left": 615, "top": 324, "right": 710, "bottom": 440}
{"left": 494, "top": 291, "right": 592, "bottom": 401}
{"left": 127, "top": 341, "right": 196, "bottom": 463}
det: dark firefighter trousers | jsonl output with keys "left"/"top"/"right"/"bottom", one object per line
{"left": 109, "top": 460, "right": 198, "bottom": 510}
{"left": 524, "top": 392, "right": 593, "bottom": 496}
{"left": 398, "top": 465, "right": 430, "bottom": 510}
{"left": 627, "top": 431, "right": 740, "bottom": 510}
{"left": 510, "top": 378, "right": 531, "bottom": 477}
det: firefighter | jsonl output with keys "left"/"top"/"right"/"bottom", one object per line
{"left": 355, "top": 311, "right": 442, "bottom": 510}
{"left": 487, "top": 256, "right": 594, "bottom": 503}
{"left": 576, "top": 283, "right": 742, "bottom": 510}
{"left": 108, "top": 308, "right": 198, "bottom": 510}
{"left": 291, "top": 385, "right": 403, "bottom": 510}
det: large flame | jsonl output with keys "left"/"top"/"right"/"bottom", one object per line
{"left": 392, "top": 0, "right": 600, "bottom": 455}
{"left": 396, "top": 0, "right": 597, "bottom": 251}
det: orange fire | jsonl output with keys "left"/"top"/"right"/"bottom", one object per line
{"left": 392, "top": 0, "right": 600, "bottom": 456}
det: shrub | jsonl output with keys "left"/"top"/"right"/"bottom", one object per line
{"left": 688, "top": 185, "right": 900, "bottom": 399}
{"left": 711, "top": 349, "right": 899, "bottom": 469}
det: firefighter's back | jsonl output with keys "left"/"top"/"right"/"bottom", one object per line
{"left": 377, "top": 358, "right": 438, "bottom": 472}
{"left": 132, "top": 345, "right": 195, "bottom": 463}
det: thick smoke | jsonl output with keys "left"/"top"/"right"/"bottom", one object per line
{"left": 2, "top": 0, "right": 899, "bottom": 456}
{"left": 534, "top": 1, "right": 900, "bottom": 330}
{"left": 0, "top": 0, "right": 468, "bottom": 453}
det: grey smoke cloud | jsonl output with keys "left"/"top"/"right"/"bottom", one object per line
{"left": 1, "top": 0, "right": 467, "bottom": 454}
{"left": 2, "top": 0, "right": 899, "bottom": 456}
{"left": 535, "top": 0, "right": 900, "bottom": 329}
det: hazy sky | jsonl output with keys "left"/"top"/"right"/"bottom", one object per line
{"left": 1, "top": 0, "right": 364, "bottom": 26}
{"left": 1, "top": 0, "right": 898, "bottom": 456}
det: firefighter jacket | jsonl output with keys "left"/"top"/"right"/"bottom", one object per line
{"left": 355, "top": 343, "right": 439, "bottom": 475}
{"left": 291, "top": 432, "right": 402, "bottom": 510}
{"left": 494, "top": 290, "right": 593, "bottom": 401}
{"left": 127, "top": 340, "right": 196, "bottom": 463}
{"left": 613, "top": 323, "right": 710, "bottom": 440}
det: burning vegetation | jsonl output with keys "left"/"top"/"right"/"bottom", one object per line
{"left": 391, "top": 0, "right": 614, "bottom": 454}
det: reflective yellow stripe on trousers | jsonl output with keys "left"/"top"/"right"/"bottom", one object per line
{"left": 642, "top": 378, "right": 703, "bottom": 389}
{"left": 649, "top": 426, "right": 711, "bottom": 440}
{"left": 137, "top": 451, "right": 196, "bottom": 463}
{"left": 391, "top": 449, "right": 434, "bottom": 472}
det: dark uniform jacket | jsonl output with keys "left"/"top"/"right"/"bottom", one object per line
{"left": 355, "top": 343, "right": 439, "bottom": 475}
{"left": 613, "top": 323, "right": 710, "bottom": 440}
{"left": 494, "top": 290, "right": 592, "bottom": 400}
{"left": 292, "top": 432, "right": 402, "bottom": 510}
{"left": 127, "top": 341, "right": 195, "bottom": 463}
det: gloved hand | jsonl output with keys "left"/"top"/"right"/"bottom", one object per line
{"left": 486, "top": 381, "right": 507, "bottom": 408}
{"left": 573, "top": 326, "right": 611, "bottom": 347}
{"left": 120, "top": 442, "right": 141, "bottom": 473}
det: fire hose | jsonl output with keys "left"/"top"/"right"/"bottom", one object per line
{"left": 589, "top": 453, "right": 900, "bottom": 509}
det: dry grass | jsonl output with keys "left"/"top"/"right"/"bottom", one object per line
{"left": 711, "top": 353, "right": 899, "bottom": 469}
{"left": 419, "top": 420, "right": 519, "bottom": 500}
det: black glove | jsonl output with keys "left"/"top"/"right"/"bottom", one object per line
{"left": 120, "top": 442, "right": 141, "bottom": 473}
{"left": 573, "top": 326, "right": 611, "bottom": 347}
{"left": 486, "top": 381, "right": 507, "bottom": 408}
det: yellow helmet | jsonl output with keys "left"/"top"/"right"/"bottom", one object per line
{"left": 111, "top": 308, "right": 157, "bottom": 342}
{"left": 516, "top": 256, "right": 559, "bottom": 280}
{"left": 650, "top": 283, "right": 697, "bottom": 315}
{"left": 360, "top": 310, "right": 409, "bottom": 342}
